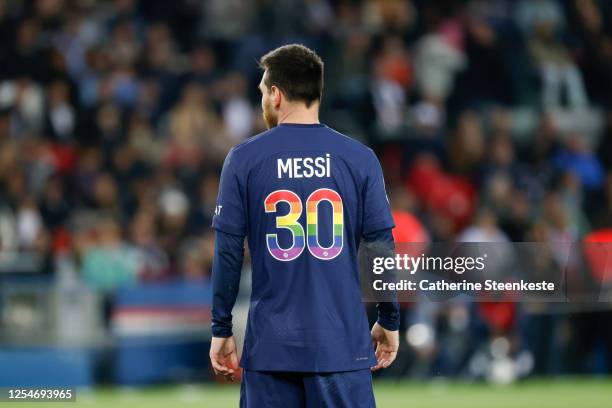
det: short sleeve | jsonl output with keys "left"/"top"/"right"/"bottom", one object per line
{"left": 212, "top": 149, "right": 247, "bottom": 236}
{"left": 362, "top": 149, "right": 395, "bottom": 235}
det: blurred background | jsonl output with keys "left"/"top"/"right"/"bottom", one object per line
{"left": 0, "top": 0, "right": 612, "bottom": 405}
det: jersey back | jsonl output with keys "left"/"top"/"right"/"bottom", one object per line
{"left": 212, "top": 123, "right": 394, "bottom": 372}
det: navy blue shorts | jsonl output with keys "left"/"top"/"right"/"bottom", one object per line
{"left": 240, "top": 368, "right": 376, "bottom": 408}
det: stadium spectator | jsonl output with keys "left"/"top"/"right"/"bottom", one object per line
{"left": 82, "top": 216, "right": 139, "bottom": 291}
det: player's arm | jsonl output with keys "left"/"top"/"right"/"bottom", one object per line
{"left": 362, "top": 149, "right": 400, "bottom": 370}
{"left": 364, "top": 228, "right": 401, "bottom": 332}
{"left": 209, "top": 148, "right": 246, "bottom": 381}
{"left": 363, "top": 228, "right": 400, "bottom": 371}
{"left": 210, "top": 230, "right": 244, "bottom": 381}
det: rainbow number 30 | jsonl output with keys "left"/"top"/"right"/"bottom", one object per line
{"left": 265, "top": 188, "right": 343, "bottom": 261}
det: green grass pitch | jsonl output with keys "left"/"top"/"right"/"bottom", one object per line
{"left": 3, "top": 378, "right": 611, "bottom": 408}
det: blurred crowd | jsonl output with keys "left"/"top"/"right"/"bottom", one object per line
{"left": 1, "top": 0, "right": 612, "bottom": 378}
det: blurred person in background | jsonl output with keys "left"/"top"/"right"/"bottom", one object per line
{"left": 165, "top": 81, "right": 229, "bottom": 168}
{"left": 447, "top": 110, "right": 485, "bottom": 178}
{"left": 518, "top": 0, "right": 589, "bottom": 108}
{"left": 569, "top": 0, "right": 612, "bottom": 108}
{"left": 81, "top": 216, "right": 139, "bottom": 291}
{"left": 219, "top": 72, "right": 255, "bottom": 143}
{"left": 129, "top": 210, "right": 168, "bottom": 281}
{"left": 370, "top": 35, "right": 412, "bottom": 135}
{"left": 178, "top": 235, "right": 213, "bottom": 283}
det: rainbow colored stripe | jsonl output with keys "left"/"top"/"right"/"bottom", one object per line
{"left": 306, "top": 188, "right": 343, "bottom": 260}
{"left": 265, "top": 190, "right": 305, "bottom": 261}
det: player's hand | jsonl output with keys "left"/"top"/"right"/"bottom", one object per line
{"left": 370, "top": 322, "right": 399, "bottom": 371}
{"left": 210, "top": 336, "right": 240, "bottom": 381}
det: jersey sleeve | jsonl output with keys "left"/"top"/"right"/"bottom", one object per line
{"left": 211, "top": 229, "right": 245, "bottom": 337}
{"left": 212, "top": 149, "right": 247, "bottom": 236}
{"left": 362, "top": 149, "right": 395, "bottom": 235}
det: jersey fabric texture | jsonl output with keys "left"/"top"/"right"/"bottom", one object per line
{"left": 212, "top": 123, "right": 395, "bottom": 372}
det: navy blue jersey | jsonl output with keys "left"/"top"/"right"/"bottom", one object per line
{"left": 212, "top": 123, "right": 394, "bottom": 372}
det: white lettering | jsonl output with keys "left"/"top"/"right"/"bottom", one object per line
{"left": 278, "top": 159, "right": 292, "bottom": 178}
{"left": 293, "top": 158, "right": 303, "bottom": 178}
{"left": 314, "top": 157, "right": 326, "bottom": 177}
{"left": 277, "top": 155, "right": 332, "bottom": 179}
{"left": 303, "top": 157, "right": 314, "bottom": 178}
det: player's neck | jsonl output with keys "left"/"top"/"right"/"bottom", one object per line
{"left": 277, "top": 104, "right": 320, "bottom": 125}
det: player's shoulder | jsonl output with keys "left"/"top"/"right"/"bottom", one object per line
{"left": 230, "top": 127, "right": 276, "bottom": 157}
{"left": 324, "top": 126, "right": 376, "bottom": 159}
{"left": 223, "top": 128, "right": 276, "bottom": 172}
{"left": 325, "top": 127, "right": 382, "bottom": 181}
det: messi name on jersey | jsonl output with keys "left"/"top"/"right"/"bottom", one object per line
{"left": 277, "top": 154, "right": 331, "bottom": 179}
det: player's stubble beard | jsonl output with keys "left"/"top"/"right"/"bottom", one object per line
{"left": 262, "top": 96, "right": 278, "bottom": 129}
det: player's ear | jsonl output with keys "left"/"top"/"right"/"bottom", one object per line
{"left": 271, "top": 85, "right": 282, "bottom": 108}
